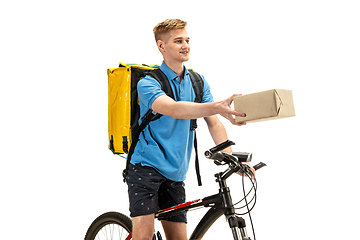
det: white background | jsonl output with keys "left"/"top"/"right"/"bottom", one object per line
{"left": 1, "top": 0, "right": 359, "bottom": 239}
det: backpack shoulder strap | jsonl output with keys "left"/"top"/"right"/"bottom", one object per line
{"left": 147, "top": 69, "right": 175, "bottom": 99}
{"left": 187, "top": 70, "right": 204, "bottom": 131}
{"left": 188, "top": 70, "right": 204, "bottom": 186}
{"left": 188, "top": 70, "right": 204, "bottom": 103}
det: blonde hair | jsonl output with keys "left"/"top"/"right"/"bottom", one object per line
{"left": 153, "top": 19, "right": 187, "bottom": 42}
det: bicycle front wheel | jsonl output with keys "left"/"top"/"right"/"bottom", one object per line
{"left": 85, "top": 212, "right": 132, "bottom": 240}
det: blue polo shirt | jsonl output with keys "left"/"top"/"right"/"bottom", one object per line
{"left": 130, "top": 62, "right": 214, "bottom": 181}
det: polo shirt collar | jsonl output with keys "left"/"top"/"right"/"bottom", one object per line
{"left": 160, "top": 61, "right": 189, "bottom": 81}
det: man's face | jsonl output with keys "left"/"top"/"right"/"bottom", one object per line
{"left": 161, "top": 28, "right": 190, "bottom": 63}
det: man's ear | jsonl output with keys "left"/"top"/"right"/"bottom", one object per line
{"left": 156, "top": 40, "right": 165, "bottom": 52}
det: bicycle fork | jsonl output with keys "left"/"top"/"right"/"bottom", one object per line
{"left": 227, "top": 215, "right": 251, "bottom": 240}
{"left": 217, "top": 173, "right": 251, "bottom": 240}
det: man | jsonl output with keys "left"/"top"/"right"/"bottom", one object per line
{"left": 126, "top": 19, "right": 254, "bottom": 240}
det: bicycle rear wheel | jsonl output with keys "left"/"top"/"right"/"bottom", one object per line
{"left": 85, "top": 212, "right": 132, "bottom": 240}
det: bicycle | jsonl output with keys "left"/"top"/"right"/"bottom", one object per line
{"left": 84, "top": 140, "right": 266, "bottom": 240}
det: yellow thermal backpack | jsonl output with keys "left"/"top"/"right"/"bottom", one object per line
{"left": 108, "top": 63, "right": 204, "bottom": 185}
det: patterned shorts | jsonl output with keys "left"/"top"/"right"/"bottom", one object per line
{"left": 126, "top": 163, "right": 187, "bottom": 223}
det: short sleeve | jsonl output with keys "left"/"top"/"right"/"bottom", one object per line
{"left": 200, "top": 75, "right": 214, "bottom": 103}
{"left": 137, "top": 75, "right": 166, "bottom": 110}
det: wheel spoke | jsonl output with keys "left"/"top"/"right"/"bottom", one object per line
{"left": 85, "top": 212, "right": 132, "bottom": 240}
{"left": 93, "top": 223, "right": 131, "bottom": 240}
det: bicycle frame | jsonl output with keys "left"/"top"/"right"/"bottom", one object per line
{"left": 126, "top": 164, "right": 251, "bottom": 240}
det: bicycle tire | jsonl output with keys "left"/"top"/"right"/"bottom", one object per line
{"left": 85, "top": 212, "right": 132, "bottom": 240}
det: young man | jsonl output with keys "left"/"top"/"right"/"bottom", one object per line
{"left": 126, "top": 19, "right": 254, "bottom": 240}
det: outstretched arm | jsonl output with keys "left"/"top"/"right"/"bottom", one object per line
{"left": 151, "top": 94, "right": 246, "bottom": 125}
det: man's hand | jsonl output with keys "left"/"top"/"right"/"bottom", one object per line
{"left": 217, "top": 94, "right": 247, "bottom": 126}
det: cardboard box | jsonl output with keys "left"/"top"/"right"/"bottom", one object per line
{"left": 234, "top": 89, "right": 295, "bottom": 123}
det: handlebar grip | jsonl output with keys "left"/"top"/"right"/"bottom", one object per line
{"left": 253, "top": 162, "right": 267, "bottom": 171}
{"left": 205, "top": 140, "right": 235, "bottom": 158}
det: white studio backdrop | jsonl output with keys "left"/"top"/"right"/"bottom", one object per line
{"left": 1, "top": 0, "right": 359, "bottom": 239}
